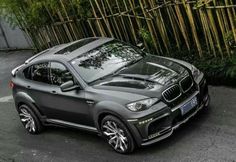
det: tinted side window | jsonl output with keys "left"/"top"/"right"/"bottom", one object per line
{"left": 23, "top": 67, "right": 32, "bottom": 79}
{"left": 31, "top": 62, "right": 51, "bottom": 84}
{"left": 50, "top": 62, "right": 73, "bottom": 86}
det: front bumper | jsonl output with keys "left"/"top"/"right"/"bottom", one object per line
{"left": 127, "top": 77, "right": 209, "bottom": 146}
{"left": 141, "top": 93, "right": 209, "bottom": 146}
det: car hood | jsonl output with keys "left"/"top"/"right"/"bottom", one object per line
{"left": 92, "top": 55, "right": 189, "bottom": 98}
{"left": 118, "top": 55, "right": 188, "bottom": 85}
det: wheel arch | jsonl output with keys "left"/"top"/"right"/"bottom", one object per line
{"left": 93, "top": 101, "right": 142, "bottom": 146}
{"left": 14, "top": 92, "right": 45, "bottom": 121}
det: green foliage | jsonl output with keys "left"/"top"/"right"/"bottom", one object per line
{"left": 139, "top": 28, "right": 152, "bottom": 45}
{"left": 139, "top": 28, "right": 155, "bottom": 53}
{"left": 72, "top": 0, "right": 93, "bottom": 19}
{"left": 0, "top": 0, "right": 50, "bottom": 27}
{"left": 0, "top": 0, "right": 21, "bottom": 27}
{"left": 0, "top": 0, "right": 93, "bottom": 28}
{"left": 194, "top": 0, "right": 212, "bottom": 9}
{"left": 196, "top": 56, "right": 236, "bottom": 86}
{"left": 173, "top": 49, "right": 236, "bottom": 86}
{"left": 224, "top": 30, "right": 235, "bottom": 43}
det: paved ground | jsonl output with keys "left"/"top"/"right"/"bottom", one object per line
{"left": 0, "top": 51, "right": 236, "bottom": 162}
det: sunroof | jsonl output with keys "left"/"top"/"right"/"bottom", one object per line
{"left": 55, "top": 38, "right": 98, "bottom": 55}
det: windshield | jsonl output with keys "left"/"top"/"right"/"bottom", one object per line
{"left": 71, "top": 40, "right": 144, "bottom": 83}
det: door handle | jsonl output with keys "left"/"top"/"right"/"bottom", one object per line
{"left": 51, "top": 90, "right": 57, "bottom": 94}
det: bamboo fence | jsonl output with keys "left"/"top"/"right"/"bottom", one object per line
{"left": 20, "top": 0, "right": 236, "bottom": 58}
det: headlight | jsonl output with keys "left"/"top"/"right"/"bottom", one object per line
{"left": 191, "top": 65, "right": 201, "bottom": 81}
{"left": 126, "top": 98, "right": 158, "bottom": 112}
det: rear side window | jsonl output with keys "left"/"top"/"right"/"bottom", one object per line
{"left": 25, "top": 62, "right": 51, "bottom": 84}
{"left": 23, "top": 62, "right": 73, "bottom": 86}
{"left": 50, "top": 62, "right": 73, "bottom": 86}
{"left": 32, "top": 62, "right": 50, "bottom": 84}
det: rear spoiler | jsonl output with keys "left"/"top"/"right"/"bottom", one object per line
{"left": 11, "top": 64, "right": 25, "bottom": 77}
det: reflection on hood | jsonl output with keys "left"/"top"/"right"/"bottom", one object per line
{"left": 117, "top": 55, "right": 188, "bottom": 85}
{"left": 96, "top": 55, "right": 189, "bottom": 91}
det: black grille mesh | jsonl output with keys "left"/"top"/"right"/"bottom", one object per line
{"left": 180, "top": 76, "right": 193, "bottom": 92}
{"left": 162, "top": 85, "right": 181, "bottom": 102}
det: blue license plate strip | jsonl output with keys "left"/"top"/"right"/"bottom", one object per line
{"left": 180, "top": 96, "right": 198, "bottom": 115}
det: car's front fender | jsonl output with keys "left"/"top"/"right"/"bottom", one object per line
{"left": 92, "top": 101, "right": 143, "bottom": 146}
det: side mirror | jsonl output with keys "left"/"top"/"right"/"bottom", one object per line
{"left": 60, "top": 80, "right": 79, "bottom": 92}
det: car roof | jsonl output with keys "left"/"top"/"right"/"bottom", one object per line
{"left": 26, "top": 37, "right": 114, "bottom": 63}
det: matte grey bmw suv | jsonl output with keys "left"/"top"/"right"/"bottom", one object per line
{"left": 11, "top": 37, "right": 209, "bottom": 153}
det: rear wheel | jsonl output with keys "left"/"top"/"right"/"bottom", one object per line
{"left": 18, "top": 104, "right": 43, "bottom": 134}
{"left": 101, "top": 115, "right": 135, "bottom": 154}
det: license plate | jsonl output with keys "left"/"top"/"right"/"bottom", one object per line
{"left": 180, "top": 96, "right": 198, "bottom": 115}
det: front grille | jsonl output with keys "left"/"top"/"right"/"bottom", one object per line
{"left": 180, "top": 75, "right": 193, "bottom": 92}
{"left": 170, "top": 84, "right": 197, "bottom": 107}
{"left": 162, "top": 85, "right": 181, "bottom": 102}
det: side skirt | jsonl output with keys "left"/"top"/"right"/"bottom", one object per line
{"left": 45, "top": 119, "right": 98, "bottom": 133}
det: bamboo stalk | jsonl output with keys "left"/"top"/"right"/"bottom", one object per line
{"left": 204, "top": 5, "right": 236, "bottom": 9}
{"left": 206, "top": 3, "right": 223, "bottom": 57}
{"left": 164, "top": 4, "right": 181, "bottom": 50}
{"left": 148, "top": 0, "right": 170, "bottom": 54}
{"left": 128, "top": 0, "right": 149, "bottom": 51}
{"left": 94, "top": 0, "right": 114, "bottom": 37}
{"left": 89, "top": 0, "right": 106, "bottom": 37}
{"left": 138, "top": 0, "right": 161, "bottom": 54}
{"left": 115, "top": 0, "right": 130, "bottom": 41}
{"left": 50, "top": 25, "right": 60, "bottom": 44}
{"left": 122, "top": 0, "right": 138, "bottom": 44}
{"left": 57, "top": 10, "right": 73, "bottom": 42}
{"left": 213, "top": 1, "right": 230, "bottom": 56}
{"left": 182, "top": 0, "right": 202, "bottom": 57}
{"left": 104, "top": 0, "right": 122, "bottom": 39}
{"left": 225, "top": 0, "right": 236, "bottom": 43}
{"left": 11, "top": 0, "right": 236, "bottom": 58}
{"left": 229, "top": 0, "right": 236, "bottom": 18}
{"left": 173, "top": 3, "right": 191, "bottom": 51}
{"left": 59, "top": 0, "right": 77, "bottom": 40}
{"left": 87, "top": 19, "right": 97, "bottom": 36}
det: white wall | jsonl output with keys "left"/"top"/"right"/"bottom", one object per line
{"left": 0, "top": 18, "right": 32, "bottom": 49}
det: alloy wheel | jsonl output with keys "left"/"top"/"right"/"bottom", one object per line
{"left": 102, "top": 120, "right": 128, "bottom": 152}
{"left": 19, "top": 108, "right": 36, "bottom": 133}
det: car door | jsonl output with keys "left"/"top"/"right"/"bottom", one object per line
{"left": 44, "top": 61, "right": 93, "bottom": 126}
{"left": 25, "top": 61, "right": 93, "bottom": 126}
{"left": 24, "top": 61, "right": 59, "bottom": 117}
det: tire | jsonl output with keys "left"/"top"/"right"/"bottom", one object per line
{"left": 18, "top": 104, "right": 43, "bottom": 134}
{"left": 101, "top": 115, "right": 135, "bottom": 154}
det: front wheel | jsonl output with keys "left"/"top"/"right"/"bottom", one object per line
{"left": 101, "top": 115, "right": 135, "bottom": 154}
